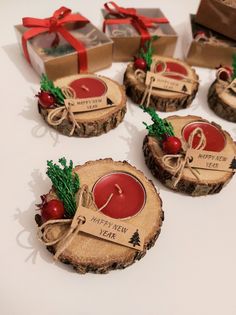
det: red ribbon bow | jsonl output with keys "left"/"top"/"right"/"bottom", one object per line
{"left": 22, "top": 7, "right": 89, "bottom": 72}
{"left": 103, "top": 2, "right": 169, "bottom": 46}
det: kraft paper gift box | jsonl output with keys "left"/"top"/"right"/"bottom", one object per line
{"left": 195, "top": 0, "right": 236, "bottom": 41}
{"left": 185, "top": 15, "right": 236, "bottom": 68}
{"left": 102, "top": 3, "right": 178, "bottom": 61}
{"left": 15, "top": 7, "right": 113, "bottom": 80}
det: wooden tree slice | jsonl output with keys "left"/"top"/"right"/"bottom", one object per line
{"left": 208, "top": 79, "right": 236, "bottom": 122}
{"left": 36, "top": 159, "right": 164, "bottom": 273}
{"left": 143, "top": 115, "right": 236, "bottom": 196}
{"left": 123, "top": 56, "right": 199, "bottom": 112}
{"left": 39, "top": 74, "right": 127, "bottom": 137}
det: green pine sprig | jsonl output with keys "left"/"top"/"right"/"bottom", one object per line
{"left": 40, "top": 74, "right": 65, "bottom": 105}
{"left": 141, "top": 106, "right": 174, "bottom": 140}
{"left": 46, "top": 157, "right": 80, "bottom": 218}
{"left": 139, "top": 35, "right": 159, "bottom": 70}
{"left": 232, "top": 54, "right": 236, "bottom": 80}
{"left": 44, "top": 44, "right": 75, "bottom": 57}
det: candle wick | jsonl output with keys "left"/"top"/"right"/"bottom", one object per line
{"left": 81, "top": 84, "right": 90, "bottom": 92}
{"left": 115, "top": 184, "right": 123, "bottom": 195}
{"left": 97, "top": 193, "right": 114, "bottom": 212}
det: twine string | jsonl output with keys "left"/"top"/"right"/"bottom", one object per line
{"left": 161, "top": 127, "right": 206, "bottom": 187}
{"left": 140, "top": 76, "right": 155, "bottom": 108}
{"left": 38, "top": 184, "right": 115, "bottom": 260}
{"left": 47, "top": 86, "right": 79, "bottom": 136}
{"left": 135, "top": 61, "right": 198, "bottom": 107}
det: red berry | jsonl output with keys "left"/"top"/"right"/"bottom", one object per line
{"left": 41, "top": 199, "right": 65, "bottom": 222}
{"left": 134, "top": 58, "right": 147, "bottom": 71}
{"left": 162, "top": 136, "right": 182, "bottom": 154}
{"left": 218, "top": 67, "right": 233, "bottom": 81}
{"left": 36, "top": 91, "right": 55, "bottom": 109}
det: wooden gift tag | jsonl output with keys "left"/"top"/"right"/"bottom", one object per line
{"left": 145, "top": 71, "right": 194, "bottom": 95}
{"left": 64, "top": 95, "right": 115, "bottom": 113}
{"left": 78, "top": 206, "right": 145, "bottom": 251}
{"left": 186, "top": 149, "right": 236, "bottom": 172}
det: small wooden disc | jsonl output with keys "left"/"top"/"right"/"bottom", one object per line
{"left": 123, "top": 56, "right": 199, "bottom": 112}
{"left": 37, "top": 159, "right": 163, "bottom": 273}
{"left": 143, "top": 115, "right": 236, "bottom": 196}
{"left": 208, "top": 79, "right": 236, "bottom": 123}
{"left": 39, "top": 74, "right": 127, "bottom": 137}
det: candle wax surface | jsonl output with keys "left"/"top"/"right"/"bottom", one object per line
{"left": 182, "top": 122, "right": 226, "bottom": 152}
{"left": 93, "top": 172, "right": 146, "bottom": 219}
{"left": 69, "top": 77, "right": 107, "bottom": 98}
{"left": 156, "top": 61, "right": 187, "bottom": 81}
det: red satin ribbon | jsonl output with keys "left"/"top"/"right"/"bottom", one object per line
{"left": 103, "top": 2, "right": 169, "bottom": 46}
{"left": 22, "top": 7, "right": 89, "bottom": 72}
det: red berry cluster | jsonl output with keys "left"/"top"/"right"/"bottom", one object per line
{"left": 134, "top": 58, "right": 147, "bottom": 71}
{"left": 36, "top": 91, "right": 55, "bottom": 109}
{"left": 162, "top": 136, "right": 182, "bottom": 154}
{"left": 218, "top": 66, "right": 233, "bottom": 82}
{"left": 37, "top": 195, "right": 65, "bottom": 222}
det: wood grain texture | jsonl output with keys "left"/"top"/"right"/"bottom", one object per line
{"left": 123, "top": 56, "right": 199, "bottom": 112}
{"left": 36, "top": 159, "right": 164, "bottom": 273}
{"left": 143, "top": 115, "right": 235, "bottom": 196}
{"left": 39, "top": 75, "right": 127, "bottom": 137}
{"left": 208, "top": 80, "right": 236, "bottom": 123}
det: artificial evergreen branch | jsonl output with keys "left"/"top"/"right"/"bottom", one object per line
{"left": 40, "top": 74, "right": 65, "bottom": 105}
{"left": 46, "top": 157, "right": 80, "bottom": 218}
{"left": 232, "top": 54, "right": 236, "bottom": 80}
{"left": 141, "top": 106, "right": 174, "bottom": 140}
{"left": 139, "top": 35, "right": 159, "bottom": 70}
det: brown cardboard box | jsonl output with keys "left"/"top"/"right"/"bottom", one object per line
{"left": 102, "top": 8, "right": 177, "bottom": 61}
{"left": 196, "top": 0, "right": 236, "bottom": 41}
{"left": 15, "top": 20, "right": 113, "bottom": 80}
{"left": 186, "top": 15, "right": 236, "bottom": 68}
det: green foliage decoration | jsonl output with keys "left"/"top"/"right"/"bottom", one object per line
{"left": 40, "top": 74, "right": 65, "bottom": 105}
{"left": 141, "top": 106, "right": 174, "bottom": 140}
{"left": 46, "top": 158, "right": 80, "bottom": 218}
{"left": 139, "top": 35, "right": 159, "bottom": 70}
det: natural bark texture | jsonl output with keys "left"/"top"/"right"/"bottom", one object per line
{"left": 208, "top": 80, "right": 236, "bottom": 123}
{"left": 39, "top": 75, "right": 127, "bottom": 137}
{"left": 143, "top": 115, "right": 235, "bottom": 196}
{"left": 35, "top": 159, "right": 164, "bottom": 274}
{"left": 39, "top": 105, "right": 127, "bottom": 137}
{"left": 123, "top": 58, "right": 199, "bottom": 112}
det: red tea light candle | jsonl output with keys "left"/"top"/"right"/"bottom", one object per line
{"left": 69, "top": 77, "right": 107, "bottom": 98}
{"left": 182, "top": 121, "right": 226, "bottom": 152}
{"left": 93, "top": 172, "right": 146, "bottom": 219}
{"left": 155, "top": 61, "right": 187, "bottom": 81}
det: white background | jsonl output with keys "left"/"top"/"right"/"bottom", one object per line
{"left": 1, "top": 0, "right": 236, "bottom": 314}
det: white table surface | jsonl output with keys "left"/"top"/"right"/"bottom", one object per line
{"left": 1, "top": 0, "right": 236, "bottom": 314}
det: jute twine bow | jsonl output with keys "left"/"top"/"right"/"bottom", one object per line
{"left": 216, "top": 68, "right": 236, "bottom": 96}
{"left": 47, "top": 86, "right": 79, "bottom": 136}
{"left": 135, "top": 61, "right": 199, "bottom": 108}
{"left": 161, "top": 127, "right": 206, "bottom": 187}
{"left": 38, "top": 185, "right": 114, "bottom": 260}
{"left": 216, "top": 67, "right": 234, "bottom": 84}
